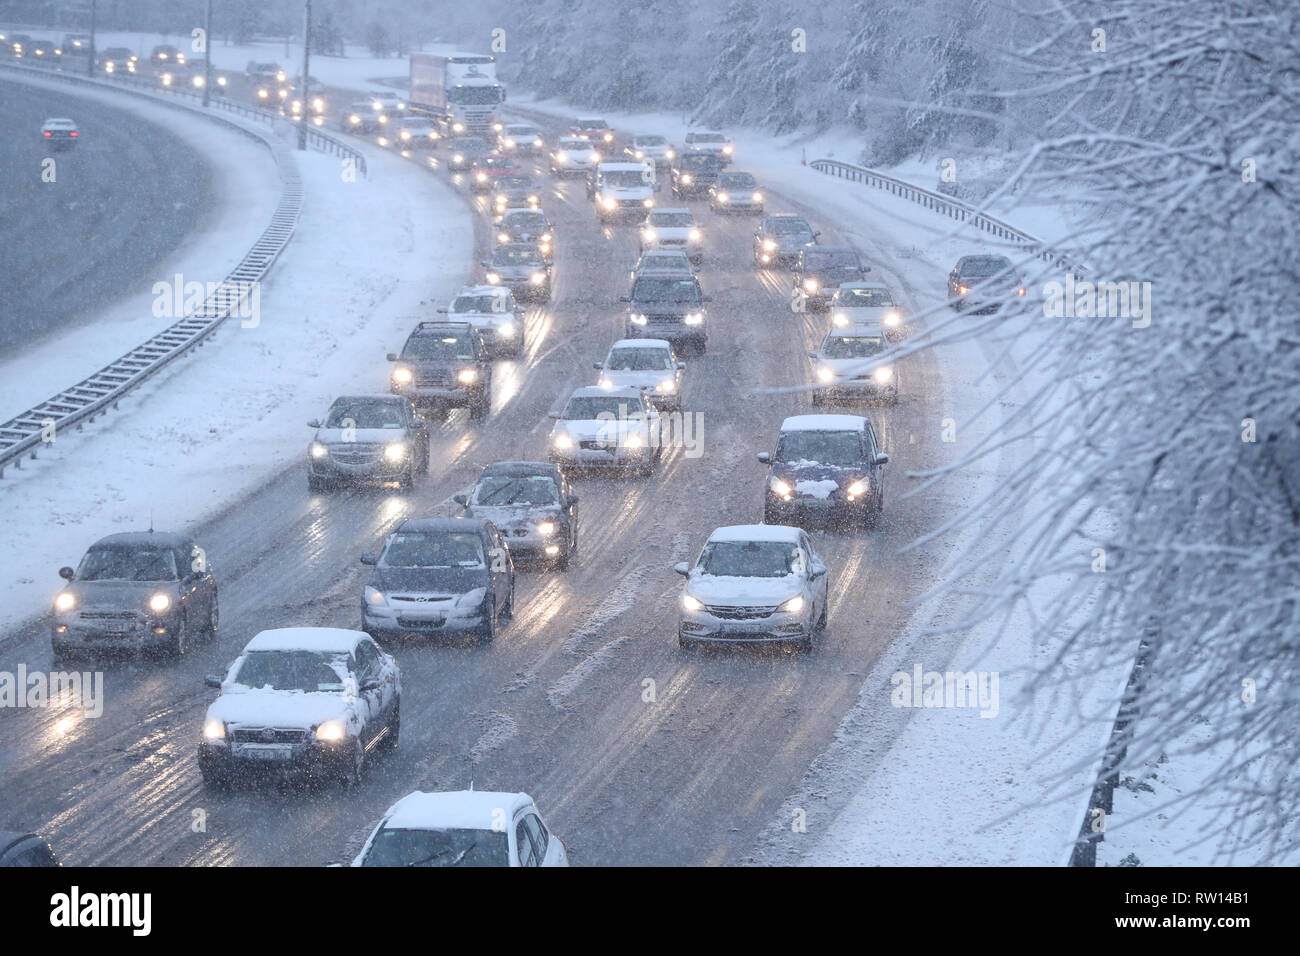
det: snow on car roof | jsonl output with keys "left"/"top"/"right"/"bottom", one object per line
{"left": 569, "top": 384, "right": 643, "bottom": 399}
{"left": 598, "top": 161, "right": 649, "bottom": 171}
{"left": 611, "top": 338, "right": 670, "bottom": 349}
{"left": 780, "top": 414, "right": 868, "bottom": 432}
{"left": 650, "top": 207, "right": 691, "bottom": 215}
{"left": 836, "top": 281, "right": 889, "bottom": 291}
{"left": 43, "top": 118, "right": 76, "bottom": 127}
{"left": 457, "top": 284, "right": 509, "bottom": 296}
{"left": 384, "top": 790, "right": 533, "bottom": 831}
{"left": 244, "top": 627, "right": 367, "bottom": 653}
{"left": 708, "top": 524, "right": 803, "bottom": 544}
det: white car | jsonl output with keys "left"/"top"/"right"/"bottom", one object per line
{"left": 352, "top": 791, "right": 569, "bottom": 867}
{"left": 589, "top": 162, "right": 656, "bottom": 222}
{"left": 625, "top": 134, "right": 675, "bottom": 167}
{"left": 500, "top": 123, "right": 544, "bottom": 154}
{"left": 438, "top": 285, "right": 524, "bottom": 357}
{"left": 549, "top": 385, "right": 662, "bottom": 475}
{"left": 369, "top": 90, "right": 406, "bottom": 112}
{"left": 831, "top": 282, "right": 906, "bottom": 339}
{"left": 639, "top": 208, "right": 703, "bottom": 264}
{"left": 196, "top": 627, "right": 401, "bottom": 789}
{"left": 683, "top": 130, "right": 733, "bottom": 164}
{"left": 550, "top": 136, "right": 601, "bottom": 176}
{"left": 594, "top": 338, "right": 686, "bottom": 411}
{"left": 395, "top": 115, "right": 439, "bottom": 148}
{"left": 809, "top": 325, "right": 898, "bottom": 405}
{"left": 674, "top": 525, "right": 830, "bottom": 651}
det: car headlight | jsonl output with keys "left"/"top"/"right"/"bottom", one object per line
{"left": 391, "top": 367, "right": 413, "bottom": 384}
{"left": 722, "top": 144, "right": 733, "bottom": 155}
{"left": 680, "top": 174, "right": 692, "bottom": 184}
{"left": 591, "top": 151, "right": 601, "bottom": 161}
{"left": 310, "top": 441, "right": 329, "bottom": 458}
{"left": 684, "top": 312, "right": 704, "bottom": 326}
{"left": 540, "top": 233, "right": 553, "bottom": 242}
{"left": 629, "top": 314, "right": 648, "bottom": 326}
{"left": 349, "top": 114, "right": 360, "bottom": 124}
{"left": 599, "top": 377, "right": 614, "bottom": 389}
{"left": 556, "top": 151, "right": 568, "bottom": 162}
{"left": 603, "top": 132, "right": 613, "bottom": 142}
{"left": 537, "top": 522, "right": 556, "bottom": 535}
{"left": 643, "top": 198, "right": 654, "bottom": 207}
{"left": 149, "top": 593, "right": 171, "bottom": 612}
{"left": 452, "top": 122, "right": 465, "bottom": 133}
{"left": 634, "top": 150, "right": 644, "bottom": 158}
{"left": 883, "top": 310, "right": 900, "bottom": 326}
{"left": 1017, "top": 286, "right": 1027, "bottom": 296}
{"left": 763, "top": 239, "right": 777, "bottom": 251}
{"left": 658, "top": 379, "right": 676, "bottom": 393}
{"left": 452, "top": 153, "right": 464, "bottom": 163}
{"left": 771, "top": 478, "right": 791, "bottom": 497}
{"left": 498, "top": 232, "right": 511, "bottom": 243}
{"left": 665, "top": 149, "right": 675, "bottom": 158}
{"left": 539, "top": 242, "right": 551, "bottom": 254}
{"left": 458, "top": 368, "right": 478, "bottom": 384}
{"left": 717, "top": 192, "right": 729, "bottom": 202}
{"left": 364, "top": 586, "right": 386, "bottom": 607}
{"left": 642, "top": 228, "right": 657, "bottom": 242}
{"left": 203, "top": 719, "right": 225, "bottom": 740}
{"left": 833, "top": 312, "right": 849, "bottom": 327}
{"left": 312, "top": 97, "right": 324, "bottom": 111}
{"left": 804, "top": 279, "right": 819, "bottom": 292}
{"left": 623, "top": 433, "right": 644, "bottom": 448}
{"left": 498, "top": 322, "right": 515, "bottom": 337}
{"left": 847, "top": 480, "right": 868, "bottom": 498}
{"left": 779, "top": 595, "right": 804, "bottom": 614}
{"left": 528, "top": 194, "right": 539, "bottom": 204}
{"left": 383, "top": 443, "right": 408, "bottom": 462}
{"left": 476, "top": 172, "right": 487, "bottom": 182}
{"left": 817, "top": 366, "right": 835, "bottom": 383}
{"left": 55, "top": 592, "right": 76, "bottom": 612}
{"left": 504, "top": 138, "right": 516, "bottom": 148}
{"left": 315, "top": 720, "right": 346, "bottom": 742}
{"left": 554, "top": 433, "right": 574, "bottom": 449}
{"left": 688, "top": 228, "right": 702, "bottom": 242}
{"left": 602, "top": 197, "right": 617, "bottom": 210}
{"left": 958, "top": 285, "right": 970, "bottom": 294}
{"left": 874, "top": 366, "right": 894, "bottom": 384}
{"left": 486, "top": 272, "right": 501, "bottom": 284}
{"left": 682, "top": 594, "right": 704, "bottom": 612}
{"left": 533, "top": 138, "right": 543, "bottom": 147}
{"left": 530, "top": 272, "right": 546, "bottom": 285}
{"left": 753, "top": 192, "right": 763, "bottom": 202}
{"left": 401, "top": 130, "right": 411, "bottom": 140}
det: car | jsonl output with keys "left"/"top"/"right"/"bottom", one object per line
{"left": 631, "top": 249, "right": 695, "bottom": 278}
{"left": 674, "top": 525, "right": 829, "bottom": 651}
{"left": 388, "top": 321, "right": 492, "bottom": 418}
{"left": 670, "top": 152, "right": 723, "bottom": 197}
{"left": 5, "top": 34, "right": 34, "bottom": 58}
{"left": 624, "top": 134, "right": 676, "bottom": 168}
{"left": 360, "top": 517, "right": 514, "bottom": 642}
{"left": 446, "top": 135, "right": 491, "bottom": 171}
{"left": 499, "top": 122, "right": 544, "bottom": 155}
{"left": 369, "top": 90, "right": 406, "bottom": 113}
{"left": 550, "top": 136, "right": 601, "bottom": 176}
{"left": 351, "top": 791, "right": 569, "bottom": 867}
{"left": 483, "top": 243, "right": 552, "bottom": 301}
{"left": 60, "top": 34, "right": 92, "bottom": 56}
{"left": 470, "top": 153, "right": 518, "bottom": 192}
{"left": 197, "top": 627, "right": 400, "bottom": 789}
{"left": 40, "top": 118, "right": 78, "bottom": 150}
{"left": 346, "top": 100, "right": 389, "bottom": 133}
{"left": 0, "top": 832, "right": 59, "bottom": 867}
{"left": 549, "top": 386, "right": 663, "bottom": 476}
{"left": 150, "top": 44, "right": 185, "bottom": 67}
{"left": 753, "top": 214, "right": 820, "bottom": 267}
{"left": 245, "top": 61, "right": 286, "bottom": 84}
{"left": 639, "top": 208, "right": 704, "bottom": 264}
{"left": 51, "top": 531, "right": 219, "bottom": 661}
{"left": 947, "top": 255, "right": 1027, "bottom": 312}
{"left": 495, "top": 208, "right": 554, "bottom": 263}
{"left": 621, "top": 271, "right": 711, "bottom": 352}
{"left": 830, "top": 282, "right": 906, "bottom": 339}
{"left": 793, "top": 245, "right": 870, "bottom": 311}
{"left": 454, "top": 461, "right": 579, "bottom": 569}
{"left": 683, "top": 130, "right": 733, "bottom": 164}
{"left": 569, "top": 116, "right": 615, "bottom": 146}
{"left": 809, "top": 326, "right": 898, "bottom": 406}
{"left": 98, "top": 47, "right": 138, "bottom": 74}
{"left": 758, "top": 414, "right": 888, "bottom": 528}
{"left": 708, "top": 170, "right": 764, "bottom": 213}
{"left": 490, "top": 174, "right": 541, "bottom": 214}
{"left": 395, "top": 115, "right": 439, "bottom": 148}
{"left": 438, "top": 285, "right": 525, "bottom": 357}
{"left": 588, "top": 162, "right": 656, "bottom": 221}
{"left": 595, "top": 338, "right": 686, "bottom": 412}
{"left": 307, "top": 395, "right": 429, "bottom": 492}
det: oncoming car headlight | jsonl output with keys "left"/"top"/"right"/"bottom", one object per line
{"left": 803, "top": 279, "right": 819, "bottom": 292}
{"left": 498, "top": 232, "right": 510, "bottom": 243}
{"left": 779, "top": 595, "right": 804, "bottom": 614}
{"left": 658, "top": 379, "right": 676, "bottom": 393}
{"left": 833, "top": 312, "right": 849, "bottom": 327}
{"left": 486, "top": 272, "right": 501, "bottom": 284}
{"left": 315, "top": 720, "right": 346, "bottom": 742}
{"left": 383, "top": 443, "right": 408, "bottom": 462}
{"left": 203, "top": 719, "right": 226, "bottom": 740}
{"left": 847, "top": 480, "right": 868, "bottom": 498}
{"left": 452, "top": 153, "right": 464, "bottom": 163}
{"left": 602, "top": 197, "right": 617, "bottom": 210}
{"left": 883, "top": 310, "right": 901, "bottom": 326}
{"left": 688, "top": 229, "right": 702, "bottom": 242}
{"left": 684, "top": 313, "right": 704, "bottom": 326}
{"left": 457, "top": 368, "right": 478, "bottom": 384}
{"left": 874, "top": 366, "right": 894, "bottom": 384}
{"left": 310, "top": 441, "right": 329, "bottom": 458}
{"left": 680, "top": 174, "right": 692, "bottom": 184}
{"left": 623, "top": 433, "right": 645, "bottom": 448}
{"left": 629, "top": 314, "right": 648, "bottom": 326}
{"left": 752, "top": 192, "right": 763, "bottom": 202}
{"left": 537, "top": 522, "right": 556, "bottom": 535}
{"left": 554, "top": 433, "right": 574, "bottom": 449}
{"left": 498, "top": 322, "right": 515, "bottom": 338}
{"left": 149, "top": 593, "right": 171, "bottom": 612}
{"left": 642, "top": 198, "right": 654, "bottom": 208}
{"left": 682, "top": 594, "right": 703, "bottom": 612}
{"left": 816, "top": 366, "right": 835, "bottom": 383}
{"left": 763, "top": 239, "right": 777, "bottom": 251}
{"left": 530, "top": 272, "right": 546, "bottom": 285}
{"left": 642, "top": 228, "right": 657, "bottom": 242}
{"left": 55, "top": 592, "right": 76, "bottom": 612}
{"left": 364, "top": 586, "right": 386, "bottom": 607}
{"left": 716, "top": 192, "right": 729, "bottom": 203}
{"left": 391, "top": 367, "right": 413, "bottom": 384}
{"left": 770, "top": 478, "right": 792, "bottom": 498}
{"left": 722, "top": 144, "right": 733, "bottom": 155}
{"left": 476, "top": 171, "right": 488, "bottom": 182}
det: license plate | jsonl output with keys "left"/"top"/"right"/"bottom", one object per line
{"left": 241, "top": 746, "right": 291, "bottom": 761}
{"left": 101, "top": 621, "right": 132, "bottom": 633}
{"left": 398, "top": 617, "right": 446, "bottom": 628}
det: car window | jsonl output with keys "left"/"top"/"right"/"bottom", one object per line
{"left": 233, "top": 650, "right": 350, "bottom": 693}
{"left": 325, "top": 401, "right": 405, "bottom": 429}
{"left": 821, "top": 335, "right": 885, "bottom": 359}
{"left": 524, "top": 814, "right": 549, "bottom": 859}
{"left": 775, "top": 429, "right": 865, "bottom": 466}
{"left": 402, "top": 334, "right": 475, "bottom": 360}
{"left": 697, "top": 540, "right": 796, "bottom": 578}
{"left": 76, "top": 546, "right": 178, "bottom": 582}
{"left": 515, "top": 819, "right": 539, "bottom": 866}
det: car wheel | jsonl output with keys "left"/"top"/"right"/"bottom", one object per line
{"left": 678, "top": 633, "right": 695, "bottom": 650}
{"left": 816, "top": 599, "right": 828, "bottom": 633}
{"left": 382, "top": 710, "right": 400, "bottom": 751}
{"left": 798, "top": 630, "right": 814, "bottom": 653}
{"left": 399, "top": 465, "right": 415, "bottom": 490}
{"left": 343, "top": 738, "right": 366, "bottom": 787}
{"left": 307, "top": 475, "right": 329, "bottom": 493}
{"left": 500, "top": 582, "right": 515, "bottom": 622}
{"left": 811, "top": 391, "right": 823, "bottom": 406}
{"left": 480, "top": 601, "right": 498, "bottom": 642}
{"left": 206, "top": 591, "right": 220, "bottom": 636}
{"left": 469, "top": 396, "right": 489, "bottom": 421}
{"left": 556, "top": 547, "right": 571, "bottom": 571}
{"left": 166, "top": 612, "right": 188, "bottom": 660}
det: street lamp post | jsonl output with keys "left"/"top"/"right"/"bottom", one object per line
{"left": 298, "top": 0, "right": 312, "bottom": 150}
{"left": 202, "top": 0, "right": 213, "bottom": 107}
{"left": 87, "top": 0, "right": 97, "bottom": 77}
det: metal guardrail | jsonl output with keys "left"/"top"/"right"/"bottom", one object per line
{"left": 0, "top": 61, "right": 313, "bottom": 477}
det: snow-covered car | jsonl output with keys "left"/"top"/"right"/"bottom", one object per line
{"left": 438, "top": 285, "right": 525, "bottom": 357}
{"left": 490, "top": 174, "right": 541, "bottom": 214}
{"left": 758, "top": 414, "right": 888, "bottom": 528}
{"left": 674, "top": 525, "right": 829, "bottom": 651}
{"left": 51, "top": 531, "right": 218, "bottom": 662}
{"left": 446, "top": 135, "right": 491, "bottom": 171}
{"left": 589, "top": 162, "right": 656, "bottom": 222}
{"left": 595, "top": 338, "right": 686, "bottom": 411}
{"left": 454, "top": 461, "right": 579, "bottom": 569}
{"left": 793, "top": 245, "right": 870, "bottom": 311}
{"left": 495, "top": 208, "right": 554, "bottom": 263}
{"left": 631, "top": 249, "right": 695, "bottom": 279}
{"left": 483, "top": 243, "right": 551, "bottom": 301}
{"left": 809, "top": 326, "right": 898, "bottom": 406}
{"left": 395, "top": 115, "right": 440, "bottom": 148}
{"left": 549, "top": 386, "right": 663, "bottom": 475}
{"left": 621, "top": 271, "right": 711, "bottom": 351}
{"left": 197, "top": 627, "right": 400, "bottom": 789}
{"left": 708, "top": 170, "right": 763, "bottom": 213}
{"left": 470, "top": 153, "right": 519, "bottom": 192}
{"left": 830, "top": 282, "right": 906, "bottom": 339}
{"left": 624, "top": 134, "right": 675, "bottom": 168}
{"left": 369, "top": 90, "right": 406, "bottom": 113}
{"left": 753, "top": 214, "right": 819, "bottom": 267}
{"left": 40, "top": 118, "right": 78, "bottom": 150}
{"left": 307, "top": 394, "right": 430, "bottom": 492}
{"left": 549, "top": 135, "right": 601, "bottom": 176}
{"left": 947, "top": 254, "right": 1027, "bottom": 313}
{"left": 639, "top": 207, "right": 704, "bottom": 264}
{"left": 499, "top": 122, "right": 544, "bottom": 155}
{"left": 569, "top": 116, "right": 615, "bottom": 146}
{"left": 387, "top": 321, "right": 493, "bottom": 418}
{"left": 351, "top": 791, "right": 568, "bottom": 866}
{"left": 683, "top": 130, "right": 733, "bottom": 164}
{"left": 360, "top": 517, "right": 515, "bottom": 642}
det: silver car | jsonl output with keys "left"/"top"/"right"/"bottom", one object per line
{"left": 594, "top": 338, "right": 686, "bottom": 411}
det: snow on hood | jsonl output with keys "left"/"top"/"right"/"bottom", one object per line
{"left": 773, "top": 459, "right": 860, "bottom": 483}
{"left": 553, "top": 419, "right": 646, "bottom": 441}
{"left": 206, "top": 687, "right": 352, "bottom": 731}
{"left": 465, "top": 503, "right": 561, "bottom": 528}
{"left": 794, "top": 479, "right": 839, "bottom": 499}
{"left": 602, "top": 370, "right": 670, "bottom": 389}
{"left": 315, "top": 426, "right": 409, "bottom": 444}
{"left": 686, "top": 573, "right": 801, "bottom": 607}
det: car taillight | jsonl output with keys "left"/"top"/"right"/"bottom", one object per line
{"left": 43, "top": 130, "right": 52, "bottom": 136}
{"left": 69, "top": 131, "right": 77, "bottom": 137}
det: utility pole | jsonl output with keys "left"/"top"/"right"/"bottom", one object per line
{"left": 87, "top": 0, "right": 97, "bottom": 77}
{"left": 202, "top": 0, "right": 213, "bottom": 107}
{"left": 297, "top": 0, "right": 312, "bottom": 150}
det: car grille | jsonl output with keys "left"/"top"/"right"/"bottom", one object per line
{"left": 579, "top": 440, "right": 615, "bottom": 451}
{"left": 330, "top": 443, "right": 383, "bottom": 465}
{"left": 659, "top": 238, "right": 686, "bottom": 247}
{"left": 231, "top": 727, "right": 308, "bottom": 744}
{"left": 646, "top": 314, "right": 684, "bottom": 327}
{"left": 79, "top": 610, "right": 138, "bottom": 620}
{"left": 415, "top": 369, "right": 457, "bottom": 388}
{"left": 706, "top": 605, "right": 777, "bottom": 620}
{"left": 390, "top": 595, "right": 452, "bottom": 603}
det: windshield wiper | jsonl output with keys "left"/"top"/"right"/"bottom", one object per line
{"left": 447, "top": 842, "right": 476, "bottom": 866}
{"left": 407, "top": 847, "right": 455, "bottom": 867}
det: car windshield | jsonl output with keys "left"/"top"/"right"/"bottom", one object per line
{"left": 480, "top": 157, "right": 512, "bottom": 169}
{"left": 362, "top": 827, "right": 508, "bottom": 867}
{"left": 504, "top": 212, "right": 547, "bottom": 229}
{"left": 506, "top": 126, "right": 536, "bottom": 136}
{"left": 562, "top": 397, "right": 641, "bottom": 420}
{"left": 451, "top": 138, "right": 488, "bottom": 153}
{"left": 558, "top": 139, "right": 589, "bottom": 150}
{"left": 698, "top": 540, "right": 796, "bottom": 578}
{"left": 962, "top": 257, "right": 1013, "bottom": 277}
{"left": 451, "top": 295, "right": 504, "bottom": 313}
{"left": 631, "top": 277, "right": 702, "bottom": 302}
{"left": 398, "top": 118, "right": 430, "bottom": 130}
{"left": 837, "top": 288, "right": 893, "bottom": 307}
{"left": 649, "top": 213, "right": 694, "bottom": 227}
{"left": 495, "top": 177, "right": 531, "bottom": 190}
{"left": 822, "top": 335, "right": 885, "bottom": 359}
{"left": 768, "top": 218, "right": 812, "bottom": 236}
{"left": 720, "top": 173, "right": 756, "bottom": 188}
{"left": 691, "top": 134, "right": 725, "bottom": 144}
{"left": 77, "top": 546, "right": 179, "bottom": 582}
{"left": 806, "top": 251, "right": 861, "bottom": 269}
{"left": 493, "top": 248, "right": 542, "bottom": 266}
{"left": 233, "top": 650, "right": 349, "bottom": 693}
{"left": 403, "top": 334, "right": 475, "bottom": 360}
{"left": 776, "top": 430, "right": 864, "bottom": 466}
{"left": 603, "top": 170, "right": 647, "bottom": 187}
{"left": 607, "top": 347, "right": 673, "bottom": 371}
{"left": 578, "top": 120, "right": 607, "bottom": 130}
{"left": 639, "top": 255, "right": 688, "bottom": 270}
{"left": 382, "top": 532, "right": 486, "bottom": 568}
{"left": 473, "top": 475, "right": 559, "bottom": 506}
{"left": 325, "top": 402, "right": 405, "bottom": 429}
{"left": 681, "top": 155, "right": 720, "bottom": 169}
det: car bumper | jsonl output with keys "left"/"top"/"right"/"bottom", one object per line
{"left": 52, "top": 618, "right": 179, "bottom": 652}
{"left": 713, "top": 199, "right": 761, "bottom": 211}
{"left": 550, "top": 446, "right": 651, "bottom": 470}
{"left": 765, "top": 493, "right": 872, "bottom": 523}
{"left": 624, "top": 322, "right": 705, "bottom": 343}
{"left": 498, "top": 528, "right": 568, "bottom": 559}
{"left": 391, "top": 383, "right": 483, "bottom": 407}
{"left": 309, "top": 456, "right": 411, "bottom": 480}
{"left": 197, "top": 738, "right": 356, "bottom": 782}
{"left": 363, "top": 603, "right": 486, "bottom": 637}
{"left": 815, "top": 380, "right": 898, "bottom": 402}
{"left": 678, "top": 613, "right": 807, "bottom": 644}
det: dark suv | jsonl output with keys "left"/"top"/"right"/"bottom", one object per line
{"left": 670, "top": 153, "right": 723, "bottom": 197}
{"left": 621, "top": 272, "right": 711, "bottom": 353}
{"left": 388, "top": 322, "right": 492, "bottom": 419}
{"left": 754, "top": 214, "right": 819, "bottom": 267}
{"left": 792, "top": 245, "right": 870, "bottom": 311}
{"left": 947, "top": 255, "right": 1027, "bottom": 313}
{"left": 757, "top": 414, "right": 888, "bottom": 529}
{"left": 454, "top": 461, "right": 579, "bottom": 570}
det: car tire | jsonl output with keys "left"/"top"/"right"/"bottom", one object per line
{"left": 399, "top": 465, "right": 415, "bottom": 490}
{"left": 382, "top": 710, "right": 400, "bottom": 752}
{"left": 556, "top": 547, "right": 571, "bottom": 571}
{"left": 811, "top": 391, "right": 824, "bottom": 406}
{"left": 816, "top": 599, "right": 828, "bottom": 633}
{"left": 166, "top": 612, "right": 188, "bottom": 661}
{"left": 500, "top": 582, "right": 514, "bottom": 622}
{"left": 678, "top": 634, "right": 695, "bottom": 650}
{"left": 206, "top": 591, "right": 220, "bottom": 637}
{"left": 469, "top": 396, "right": 489, "bottom": 421}
{"left": 798, "top": 630, "right": 814, "bottom": 653}
{"left": 480, "top": 600, "right": 498, "bottom": 642}
{"left": 343, "top": 738, "right": 366, "bottom": 787}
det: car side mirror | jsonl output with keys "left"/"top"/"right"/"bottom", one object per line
{"left": 360, "top": 553, "right": 378, "bottom": 565}
{"left": 807, "top": 351, "right": 817, "bottom": 359}
{"left": 307, "top": 419, "right": 322, "bottom": 429}
{"left": 875, "top": 453, "right": 890, "bottom": 466}
{"left": 619, "top": 295, "right": 631, "bottom": 302}
{"left": 756, "top": 452, "right": 771, "bottom": 464}
{"left": 59, "top": 566, "right": 75, "bottom": 581}
{"left": 673, "top": 561, "right": 690, "bottom": 576}
{"left": 677, "top": 362, "right": 687, "bottom": 370}
{"left": 813, "top": 231, "right": 822, "bottom": 239}
{"left": 453, "top": 494, "right": 468, "bottom": 506}
{"left": 386, "top": 353, "right": 397, "bottom": 362}
{"left": 809, "top": 564, "right": 826, "bottom": 578}
{"left": 593, "top": 362, "right": 603, "bottom": 369}
{"left": 204, "top": 675, "right": 222, "bottom": 689}
{"left": 566, "top": 494, "right": 579, "bottom": 507}
{"left": 862, "top": 265, "right": 871, "bottom": 272}
{"left": 480, "top": 261, "right": 489, "bottom": 268}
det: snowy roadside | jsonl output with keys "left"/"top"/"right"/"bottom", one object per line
{"left": 0, "top": 132, "right": 472, "bottom": 637}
